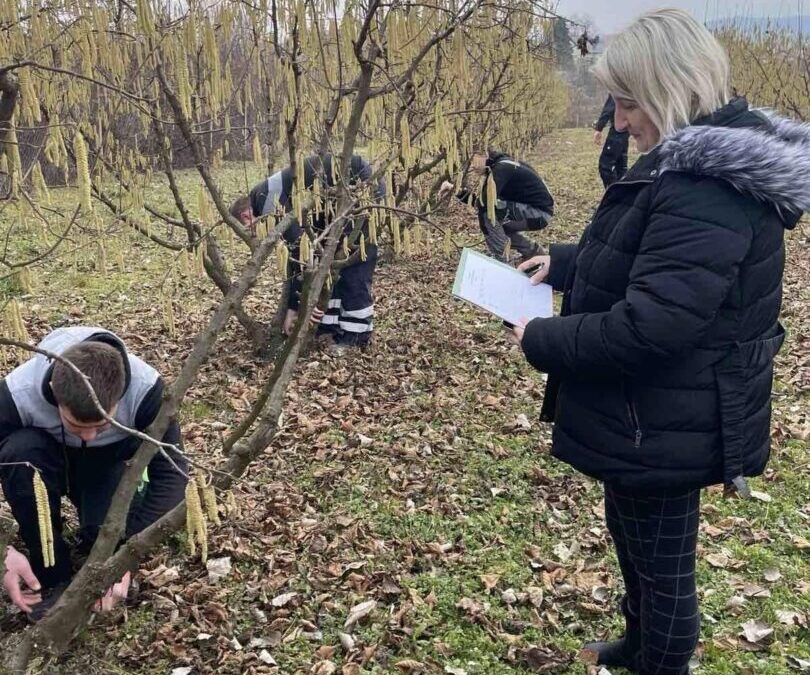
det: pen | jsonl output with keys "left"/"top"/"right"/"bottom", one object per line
{"left": 522, "top": 262, "right": 545, "bottom": 277}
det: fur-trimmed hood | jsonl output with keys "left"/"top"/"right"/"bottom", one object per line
{"left": 659, "top": 98, "right": 810, "bottom": 227}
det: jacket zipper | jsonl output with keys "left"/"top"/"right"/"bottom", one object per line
{"left": 625, "top": 396, "right": 643, "bottom": 448}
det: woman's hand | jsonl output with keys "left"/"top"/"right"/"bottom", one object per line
{"left": 593, "top": 130, "right": 603, "bottom": 146}
{"left": 508, "top": 318, "right": 529, "bottom": 346}
{"left": 517, "top": 255, "right": 550, "bottom": 285}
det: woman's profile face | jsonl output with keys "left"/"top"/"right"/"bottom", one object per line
{"left": 613, "top": 97, "right": 661, "bottom": 152}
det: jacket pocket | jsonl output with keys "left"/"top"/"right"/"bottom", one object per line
{"left": 624, "top": 383, "right": 643, "bottom": 448}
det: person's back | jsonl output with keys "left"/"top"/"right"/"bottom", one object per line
{"left": 231, "top": 154, "right": 383, "bottom": 351}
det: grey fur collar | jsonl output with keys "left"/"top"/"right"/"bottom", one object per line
{"left": 659, "top": 112, "right": 810, "bottom": 219}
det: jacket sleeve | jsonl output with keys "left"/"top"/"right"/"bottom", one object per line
{"left": 0, "top": 380, "right": 22, "bottom": 445}
{"left": 126, "top": 379, "right": 188, "bottom": 537}
{"left": 521, "top": 174, "right": 755, "bottom": 378}
{"left": 547, "top": 243, "right": 577, "bottom": 292}
{"left": 594, "top": 96, "right": 615, "bottom": 132}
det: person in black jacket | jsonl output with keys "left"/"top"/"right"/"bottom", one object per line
{"left": 439, "top": 149, "right": 554, "bottom": 262}
{"left": 0, "top": 327, "right": 187, "bottom": 620}
{"left": 593, "top": 95, "right": 630, "bottom": 188}
{"left": 512, "top": 9, "right": 806, "bottom": 675}
{"left": 230, "top": 154, "right": 384, "bottom": 352}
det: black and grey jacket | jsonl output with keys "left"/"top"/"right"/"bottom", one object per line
{"left": 522, "top": 98, "right": 807, "bottom": 493}
{"left": 248, "top": 154, "right": 385, "bottom": 310}
{"left": 248, "top": 154, "right": 385, "bottom": 230}
{"left": 0, "top": 327, "right": 187, "bottom": 535}
{"left": 457, "top": 151, "right": 555, "bottom": 217}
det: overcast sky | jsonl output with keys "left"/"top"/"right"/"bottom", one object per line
{"left": 556, "top": 0, "right": 805, "bottom": 33}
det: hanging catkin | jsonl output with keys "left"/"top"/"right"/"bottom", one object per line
{"left": 276, "top": 241, "right": 289, "bottom": 278}
{"left": 185, "top": 480, "right": 207, "bottom": 561}
{"left": 486, "top": 172, "right": 497, "bottom": 224}
{"left": 33, "top": 472, "right": 55, "bottom": 568}
{"left": 359, "top": 233, "right": 367, "bottom": 262}
{"left": 299, "top": 233, "right": 311, "bottom": 264}
{"left": 196, "top": 473, "right": 220, "bottom": 525}
{"left": 73, "top": 130, "right": 92, "bottom": 213}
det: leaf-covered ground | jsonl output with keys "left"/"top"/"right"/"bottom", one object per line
{"left": 1, "top": 129, "right": 808, "bottom": 674}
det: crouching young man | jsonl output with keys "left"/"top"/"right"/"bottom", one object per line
{"left": 0, "top": 327, "right": 187, "bottom": 620}
{"left": 439, "top": 148, "right": 554, "bottom": 262}
{"left": 230, "top": 153, "right": 385, "bottom": 353}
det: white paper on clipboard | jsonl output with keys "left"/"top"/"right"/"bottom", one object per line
{"left": 451, "top": 248, "right": 553, "bottom": 325}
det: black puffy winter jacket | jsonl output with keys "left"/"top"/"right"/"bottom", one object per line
{"left": 521, "top": 98, "right": 807, "bottom": 493}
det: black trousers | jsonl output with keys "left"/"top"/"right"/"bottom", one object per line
{"left": 604, "top": 483, "right": 701, "bottom": 675}
{"left": 0, "top": 428, "right": 131, "bottom": 588}
{"left": 317, "top": 243, "right": 378, "bottom": 346}
{"left": 599, "top": 127, "right": 630, "bottom": 188}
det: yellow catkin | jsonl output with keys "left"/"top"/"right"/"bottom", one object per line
{"left": 195, "top": 242, "right": 206, "bottom": 276}
{"left": 486, "top": 173, "right": 497, "bottom": 225}
{"left": 312, "top": 176, "right": 322, "bottom": 219}
{"left": 359, "top": 233, "right": 367, "bottom": 262}
{"left": 196, "top": 473, "right": 220, "bottom": 525}
{"left": 276, "top": 242, "right": 288, "bottom": 278}
{"left": 197, "top": 185, "right": 212, "bottom": 227}
{"left": 6, "top": 299, "right": 29, "bottom": 343}
{"left": 443, "top": 228, "right": 454, "bottom": 256}
{"left": 185, "top": 481, "right": 207, "bottom": 561}
{"left": 391, "top": 218, "right": 401, "bottom": 256}
{"left": 400, "top": 117, "right": 411, "bottom": 168}
{"left": 503, "top": 239, "right": 512, "bottom": 261}
{"left": 73, "top": 130, "right": 92, "bottom": 213}
{"left": 33, "top": 472, "right": 54, "bottom": 567}
{"left": 368, "top": 211, "right": 378, "bottom": 245}
{"left": 31, "top": 161, "right": 50, "bottom": 204}
{"left": 223, "top": 490, "right": 239, "bottom": 517}
{"left": 252, "top": 133, "right": 263, "bottom": 165}
{"left": 299, "top": 233, "right": 311, "bottom": 264}
{"left": 96, "top": 242, "right": 107, "bottom": 274}
{"left": 342, "top": 236, "right": 349, "bottom": 259}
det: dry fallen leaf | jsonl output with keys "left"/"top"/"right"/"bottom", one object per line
{"left": 206, "top": 556, "right": 232, "bottom": 584}
{"left": 763, "top": 567, "right": 782, "bottom": 583}
{"left": 520, "top": 645, "right": 571, "bottom": 672}
{"left": 311, "top": 661, "right": 337, "bottom": 675}
{"left": 481, "top": 574, "right": 500, "bottom": 591}
{"left": 705, "top": 552, "right": 732, "bottom": 569}
{"left": 271, "top": 591, "right": 298, "bottom": 608}
{"left": 740, "top": 618, "right": 774, "bottom": 644}
{"left": 344, "top": 599, "right": 377, "bottom": 629}
{"left": 750, "top": 490, "right": 772, "bottom": 503}
{"left": 776, "top": 609, "right": 807, "bottom": 627}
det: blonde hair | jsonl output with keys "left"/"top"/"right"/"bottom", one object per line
{"left": 592, "top": 9, "right": 730, "bottom": 137}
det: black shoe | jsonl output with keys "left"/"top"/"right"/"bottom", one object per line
{"left": 582, "top": 636, "right": 638, "bottom": 669}
{"left": 27, "top": 582, "right": 69, "bottom": 624}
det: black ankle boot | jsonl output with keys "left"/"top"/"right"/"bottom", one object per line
{"left": 582, "top": 636, "right": 639, "bottom": 669}
{"left": 583, "top": 595, "right": 641, "bottom": 669}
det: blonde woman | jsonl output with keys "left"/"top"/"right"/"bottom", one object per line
{"left": 513, "top": 9, "right": 808, "bottom": 674}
